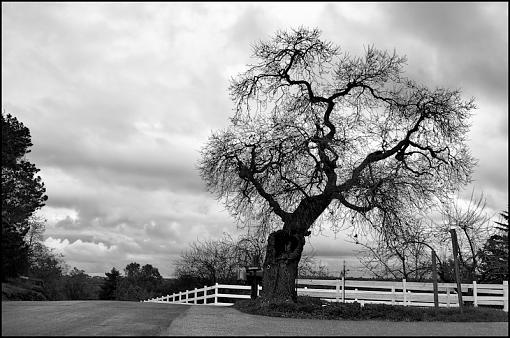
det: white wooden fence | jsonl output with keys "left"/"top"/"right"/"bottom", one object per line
{"left": 143, "top": 283, "right": 258, "bottom": 306}
{"left": 142, "top": 279, "right": 508, "bottom": 312}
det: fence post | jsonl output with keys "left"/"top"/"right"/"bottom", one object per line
{"left": 214, "top": 283, "right": 219, "bottom": 304}
{"left": 402, "top": 279, "right": 407, "bottom": 306}
{"left": 391, "top": 286, "right": 395, "bottom": 305}
{"left": 446, "top": 287, "right": 450, "bottom": 308}
{"left": 450, "top": 228, "right": 464, "bottom": 313}
{"left": 503, "top": 281, "right": 508, "bottom": 312}
{"left": 342, "top": 276, "right": 345, "bottom": 303}
{"left": 204, "top": 285, "right": 207, "bottom": 304}
{"left": 473, "top": 281, "right": 478, "bottom": 307}
{"left": 186, "top": 290, "right": 189, "bottom": 303}
{"left": 407, "top": 290, "right": 412, "bottom": 306}
{"left": 194, "top": 288, "right": 197, "bottom": 304}
{"left": 354, "top": 288, "right": 358, "bottom": 303}
{"left": 432, "top": 249, "right": 439, "bottom": 309}
{"left": 178, "top": 291, "right": 182, "bottom": 303}
{"left": 335, "top": 279, "right": 340, "bottom": 302}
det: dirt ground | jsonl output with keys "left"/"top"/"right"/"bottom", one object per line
{"left": 2, "top": 300, "right": 508, "bottom": 336}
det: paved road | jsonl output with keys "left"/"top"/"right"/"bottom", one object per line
{"left": 2, "top": 301, "right": 189, "bottom": 336}
{"left": 2, "top": 301, "right": 508, "bottom": 336}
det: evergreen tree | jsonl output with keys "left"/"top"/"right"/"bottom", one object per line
{"left": 477, "top": 211, "right": 509, "bottom": 283}
{"left": 99, "top": 267, "right": 121, "bottom": 300}
{"left": 1, "top": 112, "right": 48, "bottom": 279}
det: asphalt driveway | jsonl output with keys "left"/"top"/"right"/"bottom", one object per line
{"left": 166, "top": 304, "right": 509, "bottom": 336}
{"left": 2, "top": 301, "right": 508, "bottom": 336}
{"left": 2, "top": 301, "right": 190, "bottom": 336}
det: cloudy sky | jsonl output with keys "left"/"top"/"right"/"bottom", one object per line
{"left": 2, "top": 2, "right": 508, "bottom": 278}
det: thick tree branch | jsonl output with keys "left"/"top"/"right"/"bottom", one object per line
{"left": 238, "top": 161, "right": 290, "bottom": 221}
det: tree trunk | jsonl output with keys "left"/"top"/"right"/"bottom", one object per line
{"left": 260, "top": 229, "right": 306, "bottom": 303}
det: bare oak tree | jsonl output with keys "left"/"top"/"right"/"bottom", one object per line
{"left": 174, "top": 233, "right": 266, "bottom": 285}
{"left": 435, "top": 189, "right": 494, "bottom": 281}
{"left": 199, "top": 28, "right": 476, "bottom": 302}
{"left": 174, "top": 235, "right": 239, "bottom": 285}
{"left": 356, "top": 189, "right": 495, "bottom": 283}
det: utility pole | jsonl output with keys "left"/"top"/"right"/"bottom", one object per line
{"left": 450, "top": 228, "right": 464, "bottom": 313}
{"left": 431, "top": 249, "right": 439, "bottom": 310}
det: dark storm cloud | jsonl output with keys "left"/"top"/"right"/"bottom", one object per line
{"left": 226, "top": 5, "right": 273, "bottom": 50}
{"left": 32, "top": 142, "right": 206, "bottom": 194}
{"left": 321, "top": 2, "right": 507, "bottom": 104}
{"left": 378, "top": 2, "right": 508, "bottom": 102}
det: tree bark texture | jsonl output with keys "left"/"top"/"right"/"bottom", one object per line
{"left": 261, "top": 229, "right": 306, "bottom": 302}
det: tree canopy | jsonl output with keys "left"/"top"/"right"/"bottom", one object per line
{"left": 200, "top": 27, "right": 476, "bottom": 240}
{"left": 115, "top": 262, "right": 163, "bottom": 301}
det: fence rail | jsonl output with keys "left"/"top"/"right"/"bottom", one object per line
{"left": 142, "top": 279, "right": 508, "bottom": 312}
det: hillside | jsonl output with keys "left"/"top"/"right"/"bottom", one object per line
{"left": 2, "top": 277, "right": 47, "bottom": 301}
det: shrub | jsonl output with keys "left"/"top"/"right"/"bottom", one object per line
{"left": 233, "top": 296, "right": 508, "bottom": 322}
